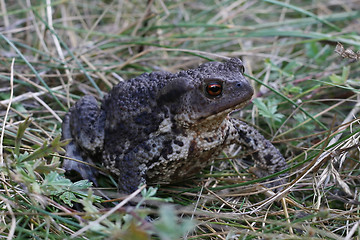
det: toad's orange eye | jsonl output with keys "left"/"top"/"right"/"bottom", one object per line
{"left": 206, "top": 82, "right": 222, "bottom": 97}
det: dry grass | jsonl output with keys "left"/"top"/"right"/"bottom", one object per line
{"left": 1, "top": 0, "right": 360, "bottom": 239}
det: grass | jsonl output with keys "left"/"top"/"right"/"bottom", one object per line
{"left": 1, "top": 0, "right": 360, "bottom": 239}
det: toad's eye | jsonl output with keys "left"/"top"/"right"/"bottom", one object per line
{"left": 206, "top": 82, "right": 222, "bottom": 97}
{"left": 240, "top": 65, "right": 245, "bottom": 74}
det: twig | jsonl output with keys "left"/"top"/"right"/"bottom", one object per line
{"left": 0, "top": 58, "right": 14, "bottom": 165}
{"left": 33, "top": 95, "right": 62, "bottom": 123}
{"left": 0, "top": 85, "right": 64, "bottom": 106}
{"left": 46, "top": 0, "right": 74, "bottom": 106}
{"left": 0, "top": 58, "right": 15, "bottom": 240}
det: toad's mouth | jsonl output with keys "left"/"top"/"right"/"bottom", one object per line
{"left": 196, "top": 99, "right": 251, "bottom": 123}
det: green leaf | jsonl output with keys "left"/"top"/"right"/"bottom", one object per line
{"left": 265, "top": 59, "right": 294, "bottom": 78}
{"left": 81, "top": 189, "right": 103, "bottom": 215}
{"left": 342, "top": 66, "right": 350, "bottom": 81}
{"left": 305, "top": 42, "right": 319, "bottom": 59}
{"left": 141, "top": 186, "right": 158, "bottom": 198}
{"left": 253, "top": 98, "right": 284, "bottom": 123}
{"left": 329, "top": 66, "right": 350, "bottom": 85}
{"left": 60, "top": 191, "right": 77, "bottom": 207}
{"left": 15, "top": 117, "right": 32, "bottom": 156}
{"left": 329, "top": 74, "right": 344, "bottom": 84}
{"left": 41, "top": 172, "right": 99, "bottom": 206}
{"left": 34, "top": 156, "right": 63, "bottom": 174}
{"left": 154, "top": 205, "right": 195, "bottom": 240}
{"left": 137, "top": 187, "right": 173, "bottom": 208}
{"left": 284, "top": 84, "right": 302, "bottom": 94}
{"left": 71, "top": 179, "right": 93, "bottom": 190}
{"left": 20, "top": 135, "right": 67, "bottom": 163}
{"left": 42, "top": 171, "right": 72, "bottom": 195}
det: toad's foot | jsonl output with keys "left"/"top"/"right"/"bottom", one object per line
{"left": 229, "top": 118, "right": 287, "bottom": 189}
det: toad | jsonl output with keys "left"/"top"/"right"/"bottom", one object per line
{"left": 62, "top": 58, "right": 287, "bottom": 193}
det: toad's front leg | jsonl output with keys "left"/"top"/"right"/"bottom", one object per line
{"left": 62, "top": 96, "right": 105, "bottom": 185}
{"left": 228, "top": 118, "right": 287, "bottom": 188}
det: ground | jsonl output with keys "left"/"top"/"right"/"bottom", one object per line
{"left": 0, "top": 0, "right": 360, "bottom": 239}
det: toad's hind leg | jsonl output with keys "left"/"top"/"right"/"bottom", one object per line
{"left": 229, "top": 118, "right": 287, "bottom": 188}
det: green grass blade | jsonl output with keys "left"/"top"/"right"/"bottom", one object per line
{"left": 263, "top": 0, "right": 341, "bottom": 31}
{"left": 0, "top": 33, "right": 67, "bottom": 111}
{"left": 246, "top": 73, "right": 327, "bottom": 130}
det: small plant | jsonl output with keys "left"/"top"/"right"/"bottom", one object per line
{"left": 2, "top": 117, "right": 96, "bottom": 206}
{"left": 253, "top": 97, "right": 284, "bottom": 132}
{"left": 1, "top": 118, "right": 196, "bottom": 238}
